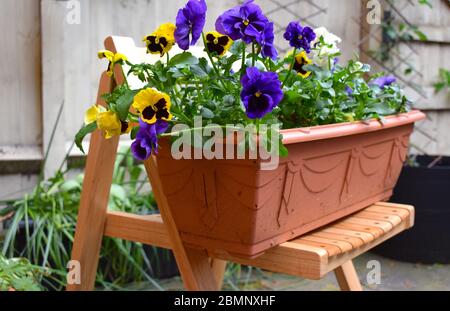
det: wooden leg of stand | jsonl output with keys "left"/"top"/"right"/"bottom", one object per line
{"left": 144, "top": 157, "right": 218, "bottom": 291}
{"left": 211, "top": 259, "right": 227, "bottom": 290}
{"left": 67, "top": 73, "right": 118, "bottom": 291}
{"left": 334, "top": 260, "right": 363, "bottom": 291}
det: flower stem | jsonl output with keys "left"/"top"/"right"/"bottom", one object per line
{"left": 119, "top": 66, "right": 129, "bottom": 88}
{"left": 282, "top": 47, "right": 297, "bottom": 88}
{"left": 241, "top": 43, "right": 246, "bottom": 72}
{"left": 252, "top": 42, "right": 256, "bottom": 67}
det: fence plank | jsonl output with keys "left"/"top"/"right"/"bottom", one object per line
{"left": 0, "top": 0, "right": 42, "bottom": 147}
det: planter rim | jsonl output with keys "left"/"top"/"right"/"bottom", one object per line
{"left": 281, "top": 110, "right": 425, "bottom": 145}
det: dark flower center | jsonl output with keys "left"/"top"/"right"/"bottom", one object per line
{"left": 145, "top": 35, "right": 168, "bottom": 54}
{"left": 142, "top": 106, "right": 156, "bottom": 121}
{"left": 206, "top": 34, "right": 230, "bottom": 56}
{"left": 142, "top": 98, "right": 170, "bottom": 121}
{"left": 120, "top": 121, "right": 129, "bottom": 133}
{"left": 293, "top": 57, "right": 308, "bottom": 75}
{"left": 248, "top": 93, "right": 269, "bottom": 114}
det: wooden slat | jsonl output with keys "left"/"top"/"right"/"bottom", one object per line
{"left": 321, "top": 227, "right": 375, "bottom": 244}
{"left": 353, "top": 211, "right": 403, "bottom": 227}
{"left": 340, "top": 217, "right": 393, "bottom": 233}
{"left": 333, "top": 222, "right": 384, "bottom": 239}
{"left": 365, "top": 205, "right": 410, "bottom": 220}
{"left": 374, "top": 202, "right": 415, "bottom": 227}
{"left": 311, "top": 231, "right": 365, "bottom": 248}
{"left": 297, "top": 236, "right": 354, "bottom": 254}
{"left": 290, "top": 238, "right": 342, "bottom": 257}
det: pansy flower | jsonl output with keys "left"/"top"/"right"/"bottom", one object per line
{"left": 215, "top": 0, "right": 269, "bottom": 44}
{"left": 174, "top": 0, "right": 207, "bottom": 50}
{"left": 132, "top": 88, "right": 172, "bottom": 125}
{"left": 143, "top": 23, "right": 176, "bottom": 56}
{"left": 84, "top": 104, "right": 131, "bottom": 139}
{"left": 131, "top": 119, "right": 169, "bottom": 160}
{"left": 205, "top": 31, "right": 233, "bottom": 57}
{"left": 240, "top": 67, "right": 283, "bottom": 119}
{"left": 98, "top": 50, "right": 127, "bottom": 77}
{"left": 292, "top": 51, "right": 312, "bottom": 78}
{"left": 260, "top": 22, "right": 278, "bottom": 60}
{"left": 283, "top": 21, "right": 316, "bottom": 53}
{"left": 370, "top": 75, "right": 397, "bottom": 89}
{"left": 96, "top": 110, "right": 132, "bottom": 139}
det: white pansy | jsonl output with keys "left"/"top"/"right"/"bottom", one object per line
{"left": 310, "top": 27, "right": 342, "bottom": 69}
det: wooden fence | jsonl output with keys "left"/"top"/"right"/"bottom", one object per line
{"left": 0, "top": 0, "right": 448, "bottom": 200}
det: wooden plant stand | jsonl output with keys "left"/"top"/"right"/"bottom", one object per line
{"left": 67, "top": 36, "right": 415, "bottom": 291}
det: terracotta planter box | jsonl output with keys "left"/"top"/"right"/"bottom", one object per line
{"left": 154, "top": 110, "right": 425, "bottom": 258}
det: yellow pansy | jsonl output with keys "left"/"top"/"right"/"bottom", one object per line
{"left": 84, "top": 104, "right": 101, "bottom": 125}
{"left": 96, "top": 110, "right": 122, "bottom": 139}
{"left": 205, "top": 31, "right": 233, "bottom": 57}
{"left": 143, "top": 23, "right": 176, "bottom": 56}
{"left": 98, "top": 50, "right": 128, "bottom": 77}
{"left": 132, "top": 88, "right": 172, "bottom": 124}
{"left": 292, "top": 51, "right": 312, "bottom": 78}
{"left": 91, "top": 109, "right": 132, "bottom": 139}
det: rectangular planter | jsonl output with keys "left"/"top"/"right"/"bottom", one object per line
{"left": 154, "top": 110, "right": 425, "bottom": 258}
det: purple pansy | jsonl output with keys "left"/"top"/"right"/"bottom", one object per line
{"left": 345, "top": 86, "right": 353, "bottom": 96}
{"left": 174, "top": 0, "right": 207, "bottom": 50}
{"left": 370, "top": 75, "right": 397, "bottom": 89}
{"left": 240, "top": 67, "right": 283, "bottom": 119}
{"left": 260, "top": 22, "right": 278, "bottom": 60}
{"left": 215, "top": 0, "right": 269, "bottom": 44}
{"left": 283, "top": 21, "right": 316, "bottom": 53}
{"left": 131, "top": 119, "right": 169, "bottom": 161}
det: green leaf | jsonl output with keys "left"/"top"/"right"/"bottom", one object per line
{"left": 414, "top": 29, "right": 428, "bottom": 41}
{"left": 190, "top": 57, "right": 211, "bottom": 78}
{"left": 201, "top": 107, "right": 214, "bottom": 119}
{"left": 130, "top": 125, "right": 139, "bottom": 140}
{"left": 75, "top": 122, "right": 97, "bottom": 154}
{"left": 168, "top": 52, "right": 199, "bottom": 67}
{"left": 60, "top": 180, "right": 81, "bottom": 193}
{"left": 279, "top": 141, "right": 289, "bottom": 157}
{"left": 116, "top": 89, "right": 138, "bottom": 121}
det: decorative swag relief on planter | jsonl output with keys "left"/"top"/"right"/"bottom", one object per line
{"left": 156, "top": 111, "right": 424, "bottom": 257}
{"left": 76, "top": 0, "right": 426, "bottom": 258}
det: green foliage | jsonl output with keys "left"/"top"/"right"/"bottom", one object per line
{"left": 0, "top": 255, "right": 44, "bottom": 291}
{"left": 75, "top": 122, "right": 97, "bottom": 154}
{"left": 277, "top": 60, "right": 408, "bottom": 128}
{"left": 434, "top": 68, "right": 450, "bottom": 94}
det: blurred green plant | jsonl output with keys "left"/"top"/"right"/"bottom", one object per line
{"left": 0, "top": 147, "right": 167, "bottom": 290}
{"left": 0, "top": 254, "right": 44, "bottom": 291}
{"left": 369, "top": 0, "right": 431, "bottom": 76}
{"left": 434, "top": 68, "right": 450, "bottom": 94}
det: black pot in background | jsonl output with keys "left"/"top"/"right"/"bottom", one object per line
{"left": 371, "top": 155, "right": 450, "bottom": 264}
